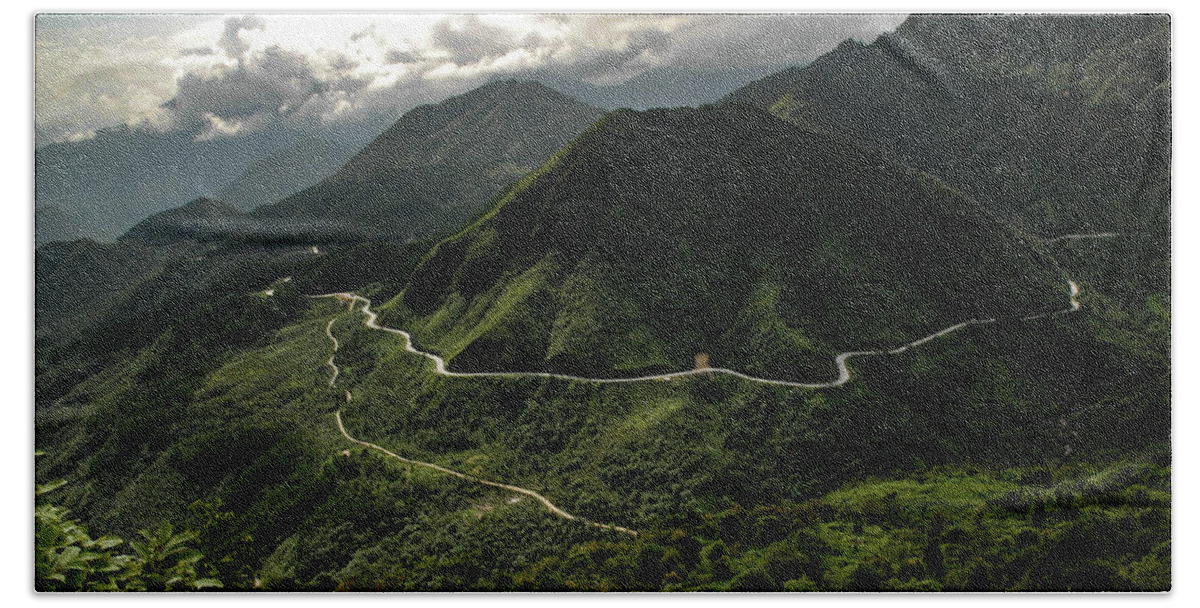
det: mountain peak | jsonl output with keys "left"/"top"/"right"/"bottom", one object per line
{"left": 251, "top": 79, "right": 604, "bottom": 241}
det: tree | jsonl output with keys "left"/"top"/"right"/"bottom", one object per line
{"left": 35, "top": 469, "right": 222, "bottom": 592}
{"left": 122, "top": 523, "right": 223, "bottom": 592}
{"left": 35, "top": 480, "right": 129, "bottom": 591}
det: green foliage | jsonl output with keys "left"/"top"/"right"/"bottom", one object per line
{"left": 120, "top": 523, "right": 222, "bottom": 591}
{"left": 482, "top": 462, "right": 1169, "bottom": 591}
{"left": 35, "top": 498, "right": 129, "bottom": 591}
{"left": 36, "top": 478, "right": 220, "bottom": 592}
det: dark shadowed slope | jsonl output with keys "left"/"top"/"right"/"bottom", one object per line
{"left": 725, "top": 14, "right": 1170, "bottom": 239}
{"left": 120, "top": 198, "right": 249, "bottom": 246}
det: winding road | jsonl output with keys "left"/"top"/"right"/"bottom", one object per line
{"left": 315, "top": 274, "right": 1085, "bottom": 537}
{"left": 323, "top": 318, "right": 340, "bottom": 386}
{"left": 315, "top": 279, "right": 1082, "bottom": 389}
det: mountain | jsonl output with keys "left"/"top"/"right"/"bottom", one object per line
{"left": 120, "top": 197, "right": 249, "bottom": 245}
{"left": 383, "top": 103, "right": 1067, "bottom": 381}
{"left": 723, "top": 14, "right": 1170, "bottom": 239}
{"left": 213, "top": 137, "right": 363, "bottom": 212}
{"left": 251, "top": 81, "right": 605, "bottom": 242}
{"left": 34, "top": 205, "right": 88, "bottom": 247}
{"left": 34, "top": 126, "right": 303, "bottom": 244}
{"left": 34, "top": 121, "right": 382, "bottom": 246}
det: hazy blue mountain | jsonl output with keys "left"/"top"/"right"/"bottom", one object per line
{"left": 34, "top": 120, "right": 382, "bottom": 246}
{"left": 34, "top": 126, "right": 300, "bottom": 243}
{"left": 34, "top": 204, "right": 88, "bottom": 247}
{"left": 213, "top": 137, "right": 359, "bottom": 212}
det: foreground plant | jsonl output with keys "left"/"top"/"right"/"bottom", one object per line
{"left": 35, "top": 470, "right": 222, "bottom": 592}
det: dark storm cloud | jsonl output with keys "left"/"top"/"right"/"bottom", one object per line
{"left": 169, "top": 44, "right": 370, "bottom": 135}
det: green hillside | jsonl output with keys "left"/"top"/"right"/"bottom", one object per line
{"left": 383, "top": 103, "right": 1066, "bottom": 381}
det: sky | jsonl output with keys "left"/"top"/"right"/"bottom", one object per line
{"left": 34, "top": 13, "right": 907, "bottom": 144}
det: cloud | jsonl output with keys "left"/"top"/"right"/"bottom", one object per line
{"left": 35, "top": 13, "right": 908, "bottom": 144}
{"left": 179, "top": 46, "right": 215, "bottom": 57}
{"left": 384, "top": 49, "right": 418, "bottom": 64}
{"left": 349, "top": 24, "right": 377, "bottom": 43}
{"left": 34, "top": 16, "right": 186, "bottom": 142}
{"left": 167, "top": 44, "right": 375, "bottom": 136}
{"left": 194, "top": 112, "right": 249, "bottom": 141}
{"left": 325, "top": 51, "right": 359, "bottom": 72}
{"left": 428, "top": 15, "right": 517, "bottom": 65}
{"left": 219, "top": 15, "right": 265, "bottom": 58}
{"left": 555, "top": 20, "right": 677, "bottom": 85}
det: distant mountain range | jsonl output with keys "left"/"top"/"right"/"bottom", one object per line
{"left": 33, "top": 124, "right": 380, "bottom": 246}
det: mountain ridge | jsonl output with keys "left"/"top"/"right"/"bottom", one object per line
{"left": 382, "top": 102, "right": 1067, "bottom": 381}
{"left": 722, "top": 13, "right": 1170, "bottom": 238}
